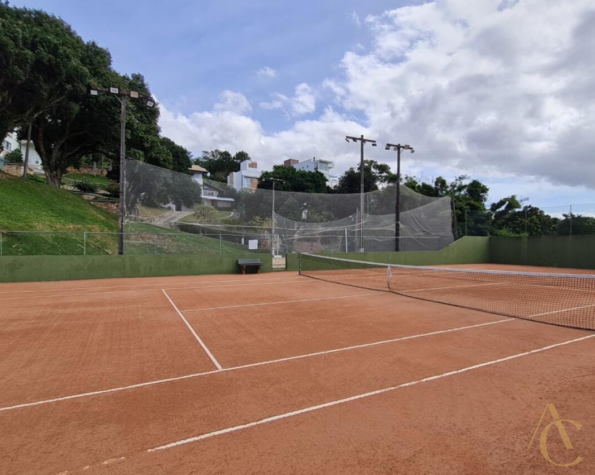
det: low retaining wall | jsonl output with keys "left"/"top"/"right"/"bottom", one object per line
{"left": 0, "top": 253, "right": 273, "bottom": 283}
{"left": 286, "top": 236, "right": 490, "bottom": 271}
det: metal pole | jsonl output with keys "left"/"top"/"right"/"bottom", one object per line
{"left": 395, "top": 146, "right": 401, "bottom": 252}
{"left": 464, "top": 209, "right": 468, "bottom": 236}
{"left": 524, "top": 208, "right": 528, "bottom": 235}
{"left": 22, "top": 123, "right": 32, "bottom": 178}
{"left": 0, "top": 231, "right": 3, "bottom": 256}
{"left": 569, "top": 205, "right": 573, "bottom": 236}
{"left": 360, "top": 134, "right": 365, "bottom": 252}
{"left": 272, "top": 180, "right": 275, "bottom": 257}
{"left": 118, "top": 97, "right": 127, "bottom": 255}
{"left": 219, "top": 233, "right": 222, "bottom": 254}
{"left": 83, "top": 232, "right": 87, "bottom": 256}
{"left": 345, "top": 228, "right": 348, "bottom": 252}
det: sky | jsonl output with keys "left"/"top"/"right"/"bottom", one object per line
{"left": 12, "top": 0, "right": 595, "bottom": 208}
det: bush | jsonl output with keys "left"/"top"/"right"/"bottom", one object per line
{"left": 75, "top": 181, "right": 98, "bottom": 193}
{"left": 5, "top": 149, "right": 23, "bottom": 163}
{"left": 106, "top": 183, "right": 120, "bottom": 197}
{"left": 193, "top": 205, "right": 221, "bottom": 223}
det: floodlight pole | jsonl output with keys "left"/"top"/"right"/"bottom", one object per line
{"left": 385, "top": 143, "right": 415, "bottom": 252}
{"left": 346, "top": 134, "right": 377, "bottom": 251}
{"left": 89, "top": 86, "right": 156, "bottom": 255}
{"left": 118, "top": 96, "right": 127, "bottom": 255}
{"left": 270, "top": 178, "right": 285, "bottom": 256}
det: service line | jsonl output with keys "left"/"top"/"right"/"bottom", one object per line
{"left": 0, "top": 318, "right": 513, "bottom": 412}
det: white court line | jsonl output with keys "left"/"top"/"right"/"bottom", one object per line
{"left": 403, "top": 282, "right": 505, "bottom": 293}
{"left": 0, "top": 275, "right": 302, "bottom": 296}
{"left": 0, "top": 278, "right": 314, "bottom": 302}
{"left": 182, "top": 293, "right": 381, "bottom": 312}
{"left": 161, "top": 290, "right": 222, "bottom": 371}
{"left": 0, "top": 319, "right": 512, "bottom": 412}
{"left": 148, "top": 333, "right": 595, "bottom": 452}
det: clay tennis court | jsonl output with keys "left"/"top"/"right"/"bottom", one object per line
{"left": 1, "top": 263, "right": 594, "bottom": 474}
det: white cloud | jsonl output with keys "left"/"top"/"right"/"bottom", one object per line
{"left": 256, "top": 66, "right": 277, "bottom": 78}
{"left": 162, "top": 0, "right": 595, "bottom": 201}
{"left": 260, "top": 84, "right": 316, "bottom": 116}
{"left": 213, "top": 91, "right": 252, "bottom": 114}
{"left": 350, "top": 10, "right": 361, "bottom": 27}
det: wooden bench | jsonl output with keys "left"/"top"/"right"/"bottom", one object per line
{"left": 238, "top": 258, "right": 262, "bottom": 274}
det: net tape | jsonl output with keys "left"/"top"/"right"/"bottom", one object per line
{"left": 299, "top": 254, "right": 595, "bottom": 331}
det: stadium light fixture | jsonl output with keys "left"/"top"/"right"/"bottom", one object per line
{"left": 89, "top": 86, "right": 158, "bottom": 255}
{"left": 385, "top": 142, "right": 415, "bottom": 252}
{"left": 344, "top": 134, "right": 378, "bottom": 251}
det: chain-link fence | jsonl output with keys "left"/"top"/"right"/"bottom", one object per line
{"left": 0, "top": 231, "right": 269, "bottom": 256}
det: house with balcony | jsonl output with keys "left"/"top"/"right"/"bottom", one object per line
{"left": 227, "top": 159, "right": 260, "bottom": 192}
{"left": 188, "top": 164, "right": 235, "bottom": 209}
{"left": 284, "top": 157, "right": 338, "bottom": 186}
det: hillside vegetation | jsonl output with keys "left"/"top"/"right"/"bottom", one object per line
{"left": 0, "top": 172, "right": 253, "bottom": 256}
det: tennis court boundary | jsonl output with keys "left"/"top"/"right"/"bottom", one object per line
{"left": 0, "top": 318, "right": 512, "bottom": 413}
{"left": 147, "top": 333, "right": 595, "bottom": 453}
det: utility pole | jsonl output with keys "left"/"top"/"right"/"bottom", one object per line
{"left": 385, "top": 143, "right": 414, "bottom": 251}
{"left": 270, "top": 178, "right": 285, "bottom": 256}
{"left": 345, "top": 134, "right": 377, "bottom": 251}
{"left": 22, "top": 123, "right": 32, "bottom": 178}
{"left": 90, "top": 86, "right": 155, "bottom": 255}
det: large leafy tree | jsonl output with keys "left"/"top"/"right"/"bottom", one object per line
{"left": 334, "top": 160, "right": 396, "bottom": 194}
{"left": 258, "top": 165, "right": 328, "bottom": 193}
{"left": 196, "top": 150, "right": 250, "bottom": 182}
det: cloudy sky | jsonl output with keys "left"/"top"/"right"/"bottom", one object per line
{"left": 13, "top": 0, "right": 595, "bottom": 208}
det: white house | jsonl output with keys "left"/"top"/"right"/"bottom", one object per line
{"left": 227, "top": 159, "right": 260, "bottom": 192}
{"left": 285, "top": 157, "right": 338, "bottom": 187}
{"left": 188, "top": 164, "right": 235, "bottom": 209}
{"left": 0, "top": 130, "right": 43, "bottom": 173}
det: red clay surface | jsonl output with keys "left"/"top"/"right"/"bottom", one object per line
{"left": 0, "top": 267, "right": 594, "bottom": 474}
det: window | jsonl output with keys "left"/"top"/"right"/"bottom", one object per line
{"left": 2, "top": 141, "right": 11, "bottom": 152}
{"left": 317, "top": 162, "right": 329, "bottom": 172}
{"left": 243, "top": 177, "right": 252, "bottom": 189}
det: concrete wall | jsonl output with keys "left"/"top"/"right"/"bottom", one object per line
{"left": 489, "top": 235, "right": 595, "bottom": 270}
{"left": 286, "top": 236, "right": 490, "bottom": 271}
{"left": 0, "top": 253, "right": 272, "bottom": 283}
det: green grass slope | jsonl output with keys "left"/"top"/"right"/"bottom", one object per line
{"left": 0, "top": 172, "right": 256, "bottom": 256}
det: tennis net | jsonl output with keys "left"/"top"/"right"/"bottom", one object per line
{"left": 298, "top": 254, "right": 595, "bottom": 331}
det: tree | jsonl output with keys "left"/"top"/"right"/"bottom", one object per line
{"left": 196, "top": 150, "right": 250, "bottom": 182}
{"left": 160, "top": 136, "right": 193, "bottom": 174}
{"left": 4, "top": 148, "right": 23, "bottom": 163}
{"left": 334, "top": 160, "right": 396, "bottom": 194}
{"left": 258, "top": 165, "right": 328, "bottom": 193}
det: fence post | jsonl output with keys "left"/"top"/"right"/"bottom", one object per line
{"left": 344, "top": 228, "right": 348, "bottom": 252}
{"left": 0, "top": 231, "right": 2, "bottom": 256}
{"left": 83, "top": 232, "right": 87, "bottom": 256}
{"left": 154, "top": 234, "right": 158, "bottom": 254}
{"left": 464, "top": 209, "right": 468, "bottom": 236}
{"left": 569, "top": 205, "right": 573, "bottom": 236}
{"left": 219, "top": 233, "right": 222, "bottom": 254}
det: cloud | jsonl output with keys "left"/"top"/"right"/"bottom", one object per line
{"left": 256, "top": 66, "right": 277, "bottom": 79}
{"left": 213, "top": 91, "right": 252, "bottom": 114}
{"left": 260, "top": 83, "right": 316, "bottom": 117}
{"left": 350, "top": 10, "right": 361, "bottom": 27}
{"left": 161, "top": 0, "right": 595, "bottom": 199}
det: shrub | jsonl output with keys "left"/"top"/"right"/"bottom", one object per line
{"left": 106, "top": 183, "right": 120, "bottom": 197}
{"left": 193, "top": 205, "right": 221, "bottom": 223}
{"left": 75, "top": 181, "right": 98, "bottom": 193}
{"left": 5, "top": 149, "right": 23, "bottom": 163}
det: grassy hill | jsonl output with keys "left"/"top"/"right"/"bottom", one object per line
{"left": 0, "top": 172, "right": 255, "bottom": 256}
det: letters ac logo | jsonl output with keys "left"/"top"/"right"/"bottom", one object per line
{"left": 528, "top": 403, "right": 583, "bottom": 467}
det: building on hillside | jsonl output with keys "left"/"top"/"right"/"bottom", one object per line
{"left": 0, "top": 131, "right": 43, "bottom": 174}
{"left": 283, "top": 157, "right": 338, "bottom": 187}
{"left": 227, "top": 159, "right": 260, "bottom": 192}
{"left": 188, "top": 164, "right": 235, "bottom": 210}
